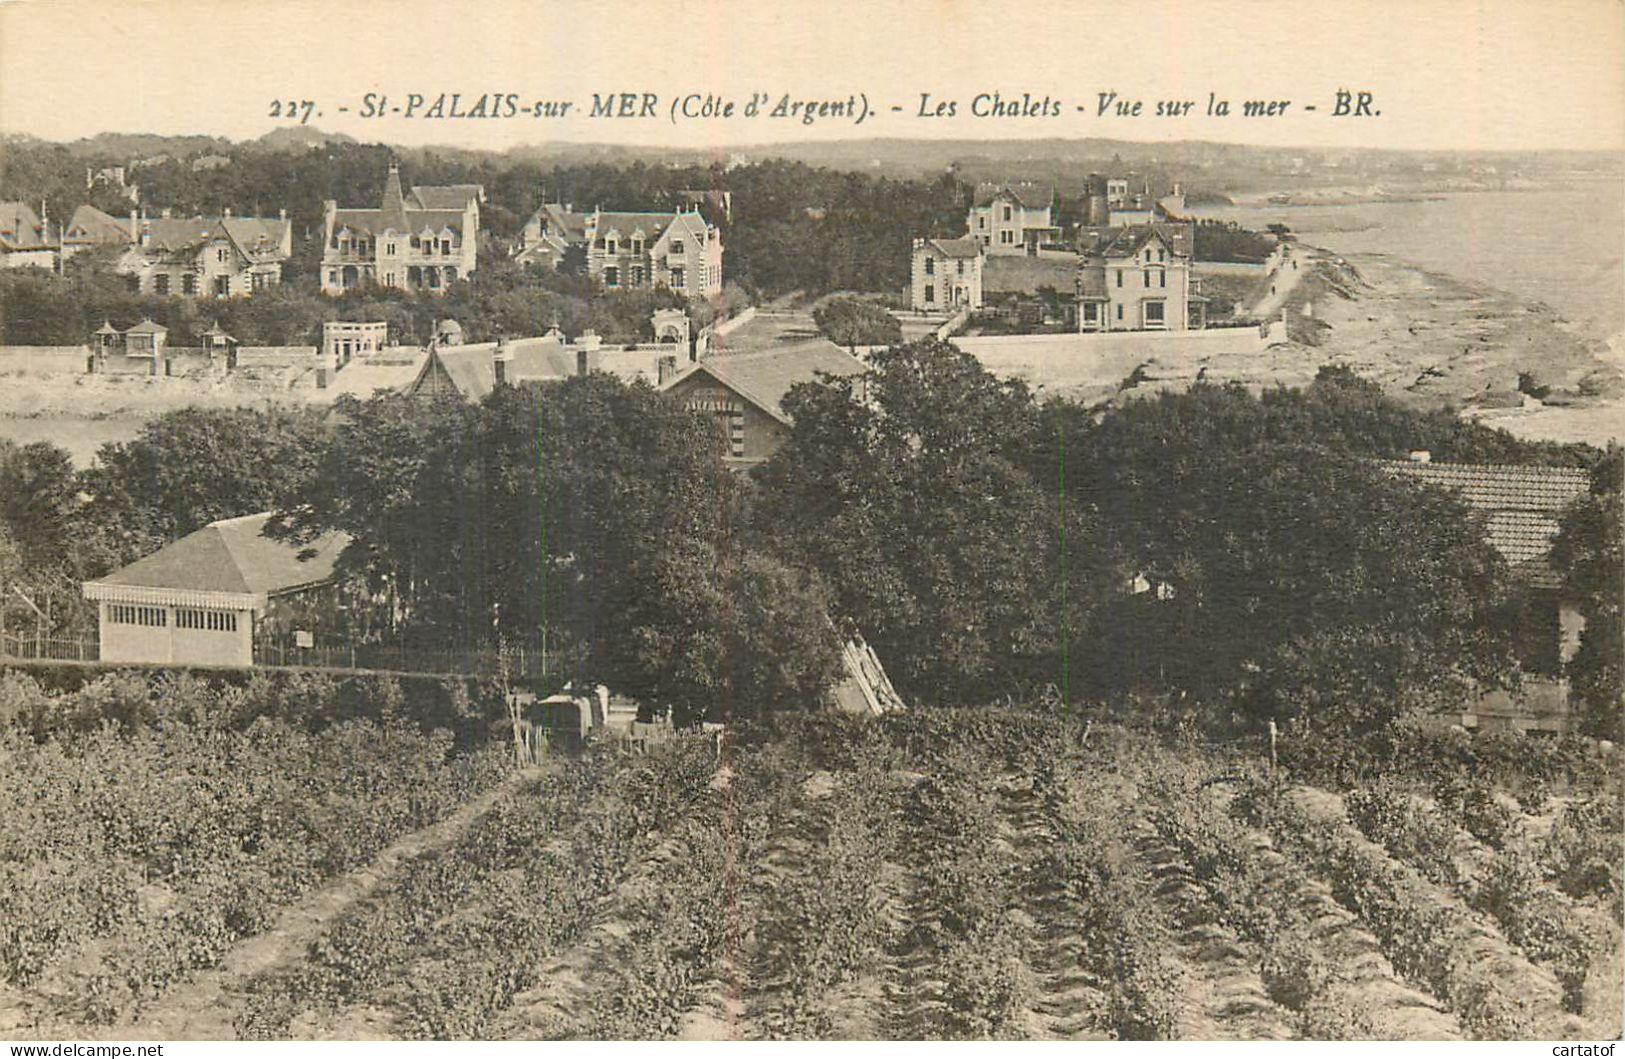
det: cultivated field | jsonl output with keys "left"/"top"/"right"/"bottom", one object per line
{"left": 3, "top": 699, "right": 1617, "bottom": 1041}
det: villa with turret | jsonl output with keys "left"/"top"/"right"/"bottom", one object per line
{"left": 320, "top": 163, "right": 483, "bottom": 294}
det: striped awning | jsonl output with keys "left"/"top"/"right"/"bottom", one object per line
{"left": 82, "top": 581, "right": 262, "bottom": 612}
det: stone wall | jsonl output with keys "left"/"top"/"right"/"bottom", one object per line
{"left": 0, "top": 345, "right": 89, "bottom": 376}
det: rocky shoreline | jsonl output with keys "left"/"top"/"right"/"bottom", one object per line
{"left": 1285, "top": 250, "right": 1624, "bottom": 443}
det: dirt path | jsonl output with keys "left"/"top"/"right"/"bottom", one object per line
{"left": 1250, "top": 246, "right": 1308, "bottom": 319}
{"left": 113, "top": 766, "right": 544, "bottom": 1041}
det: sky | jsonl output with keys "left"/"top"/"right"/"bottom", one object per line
{"left": 0, "top": 0, "right": 1622, "bottom": 153}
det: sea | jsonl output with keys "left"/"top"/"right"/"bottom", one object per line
{"left": 1189, "top": 184, "right": 1625, "bottom": 346}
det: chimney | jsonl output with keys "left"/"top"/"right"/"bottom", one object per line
{"left": 161, "top": 207, "right": 172, "bottom": 219}
{"left": 493, "top": 333, "right": 511, "bottom": 386}
{"left": 1408, "top": 449, "right": 1432, "bottom": 463}
{"left": 279, "top": 208, "right": 288, "bottom": 221}
{"left": 222, "top": 207, "right": 231, "bottom": 218}
{"left": 129, "top": 208, "right": 139, "bottom": 244}
{"left": 579, "top": 329, "right": 601, "bottom": 353}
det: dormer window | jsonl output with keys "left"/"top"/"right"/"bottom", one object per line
{"left": 632, "top": 238, "right": 643, "bottom": 254}
{"left": 606, "top": 238, "right": 617, "bottom": 254}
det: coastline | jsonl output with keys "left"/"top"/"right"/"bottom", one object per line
{"left": 1286, "top": 248, "right": 1625, "bottom": 445}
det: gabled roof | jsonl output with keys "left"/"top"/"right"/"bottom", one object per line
{"left": 0, "top": 201, "right": 48, "bottom": 250}
{"left": 531, "top": 203, "right": 588, "bottom": 242}
{"left": 63, "top": 204, "right": 133, "bottom": 244}
{"left": 408, "top": 334, "right": 672, "bottom": 401}
{"left": 217, "top": 217, "right": 290, "bottom": 258}
{"left": 136, "top": 216, "right": 290, "bottom": 257}
{"left": 94, "top": 513, "right": 348, "bottom": 597}
{"left": 124, "top": 318, "right": 167, "bottom": 334}
{"left": 1381, "top": 460, "right": 1592, "bottom": 589}
{"left": 920, "top": 237, "right": 983, "bottom": 259}
{"left": 526, "top": 206, "right": 714, "bottom": 249}
{"left": 593, "top": 210, "right": 681, "bottom": 244}
{"left": 662, "top": 344, "right": 868, "bottom": 425}
{"left": 973, "top": 182, "right": 1054, "bottom": 210}
{"left": 1079, "top": 222, "right": 1193, "bottom": 260}
{"left": 410, "top": 336, "right": 578, "bottom": 402}
{"left": 408, "top": 184, "right": 483, "bottom": 210}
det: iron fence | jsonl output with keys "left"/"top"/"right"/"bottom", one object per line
{"left": 253, "top": 641, "right": 549, "bottom": 678}
{"left": 0, "top": 632, "right": 546, "bottom": 678}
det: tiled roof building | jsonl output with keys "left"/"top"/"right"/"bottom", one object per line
{"left": 321, "top": 163, "right": 482, "bottom": 294}
{"left": 112, "top": 211, "right": 293, "bottom": 297}
{"left": 911, "top": 237, "right": 986, "bottom": 312}
{"left": 660, "top": 344, "right": 868, "bottom": 467}
{"left": 516, "top": 203, "right": 723, "bottom": 297}
{"left": 0, "top": 200, "right": 55, "bottom": 270}
{"left": 82, "top": 513, "right": 349, "bottom": 667}
{"left": 1382, "top": 457, "right": 1594, "bottom": 732}
{"left": 1381, "top": 459, "right": 1591, "bottom": 590}
{"left": 1076, "top": 222, "right": 1203, "bottom": 332}
{"left": 404, "top": 324, "right": 682, "bottom": 403}
{"left": 60, "top": 204, "right": 135, "bottom": 257}
{"left": 967, "top": 182, "right": 1060, "bottom": 255}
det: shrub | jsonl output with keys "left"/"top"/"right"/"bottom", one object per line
{"left": 1544, "top": 797, "right": 1624, "bottom": 903}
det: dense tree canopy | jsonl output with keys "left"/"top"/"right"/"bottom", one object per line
{"left": 1552, "top": 447, "right": 1624, "bottom": 739}
{"left": 75, "top": 406, "right": 332, "bottom": 564}
{"left": 1021, "top": 377, "right": 1536, "bottom": 728}
{"left": 754, "top": 339, "right": 1115, "bottom": 705}
{"left": 754, "top": 349, "right": 1554, "bottom": 726}
{"left": 281, "top": 381, "right": 842, "bottom": 723}
{"left": 813, "top": 297, "right": 903, "bottom": 351}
